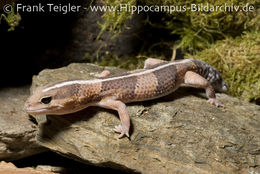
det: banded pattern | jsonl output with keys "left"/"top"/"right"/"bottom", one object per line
{"left": 153, "top": 64, "right": 177, "bottom": 96}
{"left": 40, "top": 59, "right": 226, "bottom": 104}
{"left": 97, "top": 62, "right": 185, "bottom": 102}
{"left": 100, "top": 76, "right": 137, "bottom": 101}
{"left": 134, "top": 72, "right": 158, "bottom": 101}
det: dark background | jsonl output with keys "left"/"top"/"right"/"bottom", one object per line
{"left": 0, "top": 0, "right": 81, "bottom": 86}
{"left": 0, "top": 0, "right": 181, "bottom": 87}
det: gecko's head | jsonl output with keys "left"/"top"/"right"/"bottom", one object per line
{"left": 210, "top": 75, "right": 229, "bottom": 93}
{"left": 25, "top": 83, "right": 80, "bottom": 115}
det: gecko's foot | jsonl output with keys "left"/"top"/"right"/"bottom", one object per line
{"left": 207, "top": 98, "right": 224, "bottom": 107}
{"left": 97, "top": 70, "right": 110, "bottom": 78}
{"left": 114, "top": 124, "right": 130, "bottom": 138}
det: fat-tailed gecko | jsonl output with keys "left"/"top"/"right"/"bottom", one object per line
{"left": 25, "top": 58, "right": 228, "bottom": 138}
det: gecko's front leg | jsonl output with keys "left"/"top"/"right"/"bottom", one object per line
{"left": 97, "top": 97, "right": 130, "bottom": 138}
{"left": 184, "top": 71, "right": 224, "bottom": 107}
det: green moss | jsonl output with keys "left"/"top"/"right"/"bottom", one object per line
{"left": 97, "top": 0, "right": 136, "bottom": 38}
{"left": 100, "top": 0, "right": 260, "bottom": 53}
{"left": 188, "top": 31, "right": 260, "bottom": 103}
{"left": 84, "top": 52, "right": 145, "bottom": 70}
{"left": 0, "top": 4, "right": 21, "bottom": 31}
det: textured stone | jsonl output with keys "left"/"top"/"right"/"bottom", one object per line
{"left": 35, "top": 165, "right": 65, "bottom": 173}
{"left": 0, "top": 161, "right": 55, "bottom": 174}
{"left": 0, "top": 86, "right": 46, "bottom": 161}
{"left": 32, "top": 63, "right": 260, "bottom": 174}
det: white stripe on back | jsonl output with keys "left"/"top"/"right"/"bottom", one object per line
{"left": 43, "top": 59, "right": 191, "bottom": 92}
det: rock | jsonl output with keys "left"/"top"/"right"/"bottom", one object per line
{"left": 32, "top": 63, "right": 260, "bottom": 174}
{"left": 0, "top": 161, "right": 56, "bottom": 174}
{"left": 36, "top": 165, "right": 65, "bottom": 173}
{"left": 0, "top": 86, "right": 46, "bottom": 161}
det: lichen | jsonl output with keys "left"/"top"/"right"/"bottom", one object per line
{"left": 188, "top": 31, "right": 260, "bottom": 103}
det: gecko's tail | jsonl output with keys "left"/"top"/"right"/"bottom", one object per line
{"left": 189, "top": 59, "right": 229, "bottom": 93}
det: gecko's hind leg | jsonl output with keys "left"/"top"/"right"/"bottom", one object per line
{"left": 184, "top": 71, "right": 224, "bottom": 107}
{"left": 144, "top": 58, "right": 166, "bottom": 69}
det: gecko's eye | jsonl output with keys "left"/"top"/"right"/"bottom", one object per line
{"left": 40, "top": 96, "right": 52, "bottom": 105}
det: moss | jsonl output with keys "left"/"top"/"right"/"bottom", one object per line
{"left": 188, "top": 31, "right": 260, "bottom": 103}
{"left": 0, "top": 4, "right": 21, "bottom": 31}
{"left": 97, "top": 0, "right": 136, "bottom": 38}
{"left": 100, "top": 0, "right": 260, "bottom": 53}
{"left": 84, "top": 52, "right": 145, "bottom": 70}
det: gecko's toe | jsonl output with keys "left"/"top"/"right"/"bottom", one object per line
{"left": 118, "top": 132, "right": 125, "bottom": 139}
{"left": 114, "top": 125, "right": 122, "bottom": 133}
{"left": 207, "top": 98, "right": 224, "bottom": 107}
{"left": 114, "top": 124, "right": 130, "bottom": 138}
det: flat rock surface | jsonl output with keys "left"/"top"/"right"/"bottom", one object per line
{"left": 33, "top": 63, "right": 260, "bottom": 174}
{"left": 0, "top": 86, "right": 46, "bottom": 161}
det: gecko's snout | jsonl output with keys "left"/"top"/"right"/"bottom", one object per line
{"left": 24, "top": 99, "right": 33, "bottom": 112}
{"left": 24, "top": 100, "right": 30, "bottom": 109}
{"left": 221, "top": 82, "right": 229, "bottom": 93}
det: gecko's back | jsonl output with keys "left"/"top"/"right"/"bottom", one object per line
{"left": 98, "top": 59, "right": 194, "bottom": 102}
{"left": 98, "top": 58, "right": 228, "bottom": 103}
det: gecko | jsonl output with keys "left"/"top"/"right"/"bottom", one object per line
{"left": 25, "top": 58, "right": 229, "bottom": 138}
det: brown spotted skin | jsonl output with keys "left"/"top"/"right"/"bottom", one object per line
{"left": 152, "top": 64, "right": 178, "bottom": 97}
{"left": 78, "top": 83, "right": 102, "bottom": 104}
{"left": 96, "top": 62, "right": 192, "bottom": 103}
{"left": 134, "top": 72, "right": 158, "bottom": 101}
{"left": 100, "top": 76, "right": 137, "bottom": 101}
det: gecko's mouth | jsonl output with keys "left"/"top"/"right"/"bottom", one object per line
{"left": 25, "top": 107, "right": 49, "bottom": 115}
